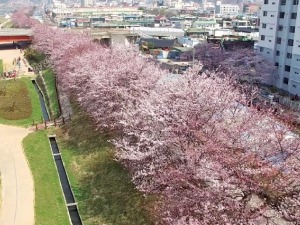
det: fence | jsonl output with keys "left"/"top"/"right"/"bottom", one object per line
{"left": 32, "top": 114, "right": 72, "bottom": 131}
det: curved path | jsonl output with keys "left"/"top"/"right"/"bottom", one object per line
{"left": 0, "top": 124, "right": 34, "bottom": 225}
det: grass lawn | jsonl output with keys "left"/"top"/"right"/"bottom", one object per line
{"left": 2, "top": 21, "right": 13, "bottom": 28}
{"left": 42, "top": 69, "right": 60, "bottom": 118}
{"left": 0, "top": 77, "right": 43, "bottom": 127}
{"left": 23, "top": 131, "right": 70, "bottom": 225}
{"left": 0, "top": 59, "right": 3, "bottom": 75}
{"left": 56, "top": 106, "right": 156, "bottom": 225}
{"left": 0, "top": 17, "right": 6, "bottom": 24}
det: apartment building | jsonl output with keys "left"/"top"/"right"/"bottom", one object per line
{"left": 258, "top": 0, "right": 300, "bottom": 95}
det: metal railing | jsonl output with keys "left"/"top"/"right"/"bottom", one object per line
{"left": 278, "top": 96, "right": 300, "bottom": 112}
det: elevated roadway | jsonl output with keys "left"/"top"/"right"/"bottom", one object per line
{"left": 0, "top": 29, "right": 32, "bottom": 43}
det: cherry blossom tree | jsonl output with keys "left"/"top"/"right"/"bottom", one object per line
{"left": 182, "top": 43, "right": 276, "bottom": 85}
{"left": 114, "top": 66, "right": 300, "bottom": 224}
{"left": 181, "top": 43, "right": 226, "bottom": 71}
{"left": 220, "top": 48, "right": 277, "bottom": 85}
{"left": 62, "top": 45, "right": 164, "bottom": 133}
{"left": 11, "top": 8, "right": 39, "bottom": 28}
{"left": 30, "top": 24, "right": 165, "bottom": 132}
{"left": 25, "top": 22, "right": 300, "bottom": 224}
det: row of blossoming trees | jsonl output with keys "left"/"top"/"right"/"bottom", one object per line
{"left": 14, "top": 13, "right": 300, "bottom": 224}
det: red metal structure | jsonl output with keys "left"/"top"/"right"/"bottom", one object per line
{"left": 0, "top": 35, "right": 32, "bottom": 43}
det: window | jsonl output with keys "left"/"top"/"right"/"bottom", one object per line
{"left": 281, "top": 0, "right": 286, "bottom": 5}
{"left": 272, "top": 2, "right": 275, "bottom": 4}
{"left": 279, "top": 12, "right": 285, "bottom": 18}
{"left": 260, "top": 47, "right": 264, "bottom": 52}
{"left": 276, "top": 50, "right": 280, "bottom": 56}
{"left": 285, "top": 65, "right": 291, "bottom": 72}
{"left": 261, "top": 35, "right": 265, "bottom": 40}
{"left": 294, "top": 0, "right": 299, "bottom": 5}
{"left": 278, "top": 25, "right": 283, "bottom": 31}
{"left": 290, "top": 26, "right": 295, "bottom": 33}
{"left": 288, "top": 39, "right": 294, "bottom": 46}
{"left": 275, "top": 62, "right": 279, "bottom": 66}
{"left": 262, "top": 23, "right": 266, "bottom": 28}
{"left": 263, "top": 11, "right": 267, "bottom": 16}
{"left": 291, "top": 13, "right": 297, "bottom": 19}
{"left": 287, "top": 53, "right": 292, "bottom": 59}
{"left": 277, "top": 37, "right": 282, "bottom": 44}
{"left": 264, "top": 0, "right": 269, "bottom": 3}
{"left": 283, "top": 77, "right": 289, "bottom": 84}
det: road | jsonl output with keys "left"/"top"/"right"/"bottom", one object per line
{"left": 0, "top": 124, "right": 34, "bottom": 225}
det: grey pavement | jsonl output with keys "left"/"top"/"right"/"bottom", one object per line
{"left": 0, "top": 124, "right": 34, "bottom": 225}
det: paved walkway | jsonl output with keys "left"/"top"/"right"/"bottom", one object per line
{"left": 0, "top": 124, "right": 34, "bottom": 225}
{"left": 0, "top": 49, "right": 34, "bottom": 76}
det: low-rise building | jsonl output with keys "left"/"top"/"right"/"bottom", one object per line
{"left": 76, "top": 18, "right": 90, "bottom": 27}
{"left": 192, "top": 18, "right": 220, "bottom": 29}
{"left": 232, "top": 20, "right": 251, "bottom": 29}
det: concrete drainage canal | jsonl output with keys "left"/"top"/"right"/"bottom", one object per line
{"left": 33, "top": 79, "right": 83, "bottom": 224}
{"left": 32, "top": 80, "right": 50, "bottom": 121}
{"left": 49, "top": 136, "right": 83, "bottom": 225}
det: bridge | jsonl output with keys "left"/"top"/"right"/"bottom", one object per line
{"left": 0, "top": 29, "right": 32, "bottom": 43}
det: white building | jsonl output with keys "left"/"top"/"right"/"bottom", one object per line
{"left": 52, "top": 0, "right": 67, "bottom": 9}
{"left": 81, "top": 0, "right": 93, "bottom": 7}
{"left": 258, "top": 0, "right": 300, "bottom": 95}
{"left": 216, "top": 1, "right": 240, "bottom": 16}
